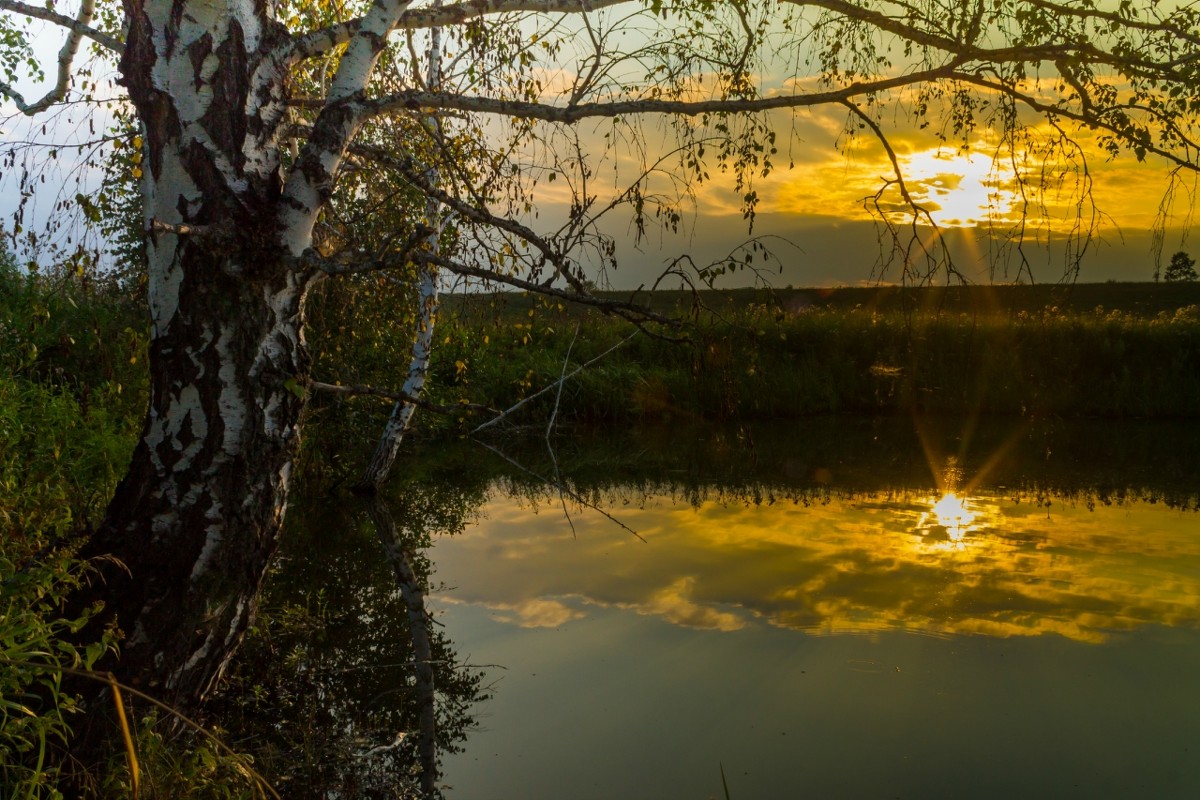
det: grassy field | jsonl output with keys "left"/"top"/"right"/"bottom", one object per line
{"left": 396, "top": 282, "right": 1200, "bottom": 426}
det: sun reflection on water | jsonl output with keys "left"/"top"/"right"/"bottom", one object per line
{"left": 933, "top": 493, "right": 976, "bottom": 534}
{"left": 914, "top": 492, "right": 988, "bottom": 550}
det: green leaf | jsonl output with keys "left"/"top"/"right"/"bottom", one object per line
{"left": 283, "top": 378, "right": 308, "bottom": 400}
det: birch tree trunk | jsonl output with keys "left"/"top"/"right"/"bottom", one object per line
{"left": 73, "top": 0, "right": 324, "bottom": 707}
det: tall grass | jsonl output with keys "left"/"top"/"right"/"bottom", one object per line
{"left": 1, "top": 260, "right": 271, "bottom": 798}
{"left": 0, "top": 262, "right": 139, "bottom": 795}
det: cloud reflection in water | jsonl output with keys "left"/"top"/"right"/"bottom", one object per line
{"left": 430, "top": 487, "right": 1200, "bottom": 644}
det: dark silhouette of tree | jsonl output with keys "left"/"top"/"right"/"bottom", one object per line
{"left": 1164, "top": 251, "right": 1198, "bottom": 282}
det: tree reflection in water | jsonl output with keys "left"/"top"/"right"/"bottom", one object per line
{"left": 214, "top": 482, "right": 491, "bottom": 799}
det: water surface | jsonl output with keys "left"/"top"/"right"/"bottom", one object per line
{"left": 265, "top": 418, "right": 1200, "bottom": 798}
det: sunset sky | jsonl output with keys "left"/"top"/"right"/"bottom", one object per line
{"left": 498, "top": 3, "right": 1200, "bottom": 289}
{"left": 2, "top": 2, "right": 1196, "bottom": 288}
{"left": 518, "top": 89, "right": 1197, "bottom": 289}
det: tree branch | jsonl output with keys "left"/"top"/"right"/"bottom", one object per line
{"left": 354, "top": 65, "right": 963, "bottom": 122}
{"left": 348, "top": 143, "right": 591, "bottom": 292}
{"left": 958, "top": 72, "right": 1200, "bottom": 173}
{"left": 283, "top": 0, "right": 631, "bottom": 64}
{"left": 471, "top": 329, "right": 638, "bottom": 434}
{"left": 0, "top": 0, "right": 110, "bottom": 116}
{"left": 414, "top": 250, "right": 678, "bottom": 328}
{"left": 0, "top": 0, "right": 122, "bottom": 54}
{"left": 294, "top": 225, "right": 431, "bottom": 275}
{"left": 841, "top": 99, "right": 956, "bottom": 283}
{"left": 295, "top": 242, "right": 678, "bottom": 328}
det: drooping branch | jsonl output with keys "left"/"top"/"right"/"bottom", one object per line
{"left": 957, "top": 73, "right": 1200, "bottom": 173}
{"left": 0, "top": 0, "right": 106, "bottom": 116}
{"left": 414, "top": 250, "right": 677, "bottom": 327}
{"left": 298, "top": 244, "right": 677, "bottom": 327}
{"left": 1020, "top": 0, "right": 1200, "bottom": 47}
{"left": 349, "top": 143, "right": 589, "bottom": 292}
{"left": 841, "top": 99, "right": 956, "bottom": 283}
{"left": 796, "top": 0, "right": 1199, "bottom": 74}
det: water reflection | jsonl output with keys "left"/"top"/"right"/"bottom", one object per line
{"left": 432, "top": 483, "right": 1200, "bottom": 645}
{"left": 219, "top": 489, "right": 490, "bottom": 799}
{"left": 366, "top": 497, "right": 439, "bottom": 797}
{"left": 263, "top": 417, "right": 1200, "bottom": 798}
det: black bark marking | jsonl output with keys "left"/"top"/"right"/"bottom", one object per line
{"left": 188, "top": 32, "right": 213, "bottom": 90}
{"left": 200, "top": 20, "right": 250, "bottom": 173}
{"left": 119, "top": 4, "right": 176, "bottom": 181}
{"left": 295, "top": 96, "right": 361, "bottom": 205}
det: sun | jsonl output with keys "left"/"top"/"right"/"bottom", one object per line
{"left": 897, "top": 147, "right": 1020, "bottom": 227}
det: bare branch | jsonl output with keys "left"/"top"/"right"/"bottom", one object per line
{"left": 414, "top": 250, "right": 678, "bottom": 328}
{"left": 472, "top": 329, "right": 639, "bottom": 434}
{"left": 842, "top": 100, "right": 956, "bottom": 284}
{"left": 148, "top": 219, "right": 227, "bottom": 238}
{"left": 544, "top": 324, "right": 581, "bottom": 536}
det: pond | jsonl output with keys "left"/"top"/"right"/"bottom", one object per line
{"left": 240, "top": 417, "right": 1200, "bottom": 799}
